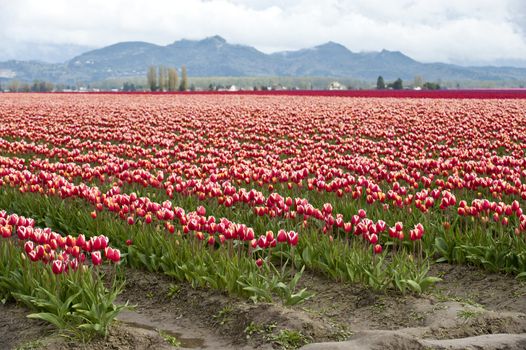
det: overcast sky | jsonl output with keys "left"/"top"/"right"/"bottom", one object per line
{"left": 1, "top": 0, "right": 526, "bottom": 65}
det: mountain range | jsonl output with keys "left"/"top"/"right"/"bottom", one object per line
{"left": 1, "top": 35, "right": 526, "bottom": 84}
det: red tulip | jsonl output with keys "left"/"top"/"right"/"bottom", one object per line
{"left": 52, "top": 260, "right": 64, "bottom": 274}
{"left": 28, "top": 250, "right": 39, "bottom": 262}
{"left": 17, "top": 226, "right": 28, "bottom": 239}
{"left": 91, "top": 251, "right": 102, "bottom": 265}
{"left": 287, "top": 231, "right": 299, "bottom": 246}
{"left": 77, "top": 234, "right": 86, "bottom": 248}
{"left": 276, "top": 229, "right": 287, "bottom": 243}
{"left": 196, "top": 206, "right": 206, "bottom": 216}
{"left": 1, "top": 226, "right": 12, "bottom": 238}
{"left": 110, "top": 249, "right": 121, "bottom": 262}
{"left": 24, "top": 241, "right": 34, "bottom": 253}
{"left": 145, "top": 214, "right": 152, "bottom": 224}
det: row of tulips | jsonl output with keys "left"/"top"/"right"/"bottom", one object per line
{"left": 0, "top": 210, "right": 121, "bottom": 273}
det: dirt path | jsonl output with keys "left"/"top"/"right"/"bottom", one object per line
{"left": 299, "top": 264, "right": 526, "bottom": 349}
{"left": 2, "top": 263, "right": 526, "bottom": 350}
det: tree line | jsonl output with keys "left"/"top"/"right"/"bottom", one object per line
{"left": 1, "top": 80, "right": 54, "bottom": 92}
{"left": 376, "top": 76, "right": 441, "bottom": 90}
{"left": 147, "top": 65, "right": 188, "bottom": 92}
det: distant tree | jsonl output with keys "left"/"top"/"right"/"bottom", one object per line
{"left": 20, "top": 83, "right": 30, "bottom": 92}
{"left": 147, "top": 66, "right": 157, "bottom": 92}
{"left": 376, "top": 76, "right": 385, "bottom": 90}
{"left": 413, "top": 75, "right": 424, "bottom": 88}
{"left": 389, "top": 78, "right": 403, "bottom": 90}
{"left": 8, "top": 80, "right": 20, "bottom": 92}
{"left": 167, "top": 68, "right": 178, "bottom": 92}
{"left": 179, "top": 65, "right": 188, "bottom": 91}
{"left": 208, "top": 83, "right": 216, "bottom": 91}
{"left": 30, "top": 80, "right": 52, "bottom": 92}
{"left": 423, "top": 82, "right": 441, "bottom": 90}
{"left": 158, "top": 66, "right": 168, "bottom": 92}
{"left": 122, "top": 82, "right": 137, "bottom": 92}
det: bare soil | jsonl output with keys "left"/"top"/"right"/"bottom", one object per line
{"left": 2, "top": 263, "right": 526, "bottom": 350}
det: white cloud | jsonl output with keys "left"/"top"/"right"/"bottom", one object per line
{"left": 0, "top": 0, "right": 525, "bottom": 65}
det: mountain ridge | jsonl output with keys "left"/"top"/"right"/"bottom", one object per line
{"left": 1, "top": 35, "right": 526, "bottom": 84}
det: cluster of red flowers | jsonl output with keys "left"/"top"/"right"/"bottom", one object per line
{"left": 0, "top": 210, "right": 120, "bottom": 274}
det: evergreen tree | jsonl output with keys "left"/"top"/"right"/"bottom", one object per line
{"left": 376, "top": 76, "right": 385, "bottom": 90}
{"left": 423, "top": 82, "right": 441, "bottom": 90}
{"left": 179, "top": 65, "right": 188, "bottom": 91}
{"left": 391, "top": 78, "right": 403, "bottom": 90}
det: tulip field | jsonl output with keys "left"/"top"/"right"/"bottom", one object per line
{"left": 1, "top": 92, "right": 526, "bottom": 346}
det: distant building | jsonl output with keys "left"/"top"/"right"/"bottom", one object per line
{"left": 228, "top": 85, "right": 238, "bottom": 92}
{"left": 329, "top": 81, "right": 345, "bottom": 90}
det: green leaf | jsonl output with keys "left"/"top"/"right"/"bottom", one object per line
{"left": 27, "top": 312, "right": 65, "bottom": 329}
{"left": 419, "top": 276, "right": 442, "bottom": 291}
{"left": 402, "top": 280, "right": 422, "bottom": 293}
{"left": 434, "top": 237, "right": 449, "bottom": 256}
{"left": 301, "top": 247, "right": 312, "bottom": 266}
